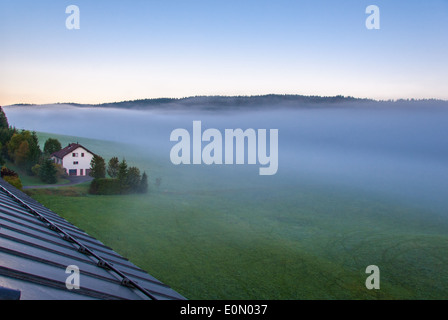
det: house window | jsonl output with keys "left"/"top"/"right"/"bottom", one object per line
{"left": 73, "top": 161, "right": 79, "bottom": 165}
{"left": 73, "top": 153, "right": 78, "bottom": 157}
{"left": 81, "top": 153, "right": 85, "bottom": 157}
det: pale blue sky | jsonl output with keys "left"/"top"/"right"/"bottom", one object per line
{"left": 0, "top": 0, "right": 447, "bottom": 105}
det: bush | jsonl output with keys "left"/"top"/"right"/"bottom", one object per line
{"left": 3, "top": 175, "right": 23, "bottom": 190}
{"left": 1, "top": 166, "right": 22, "bottom": 190}
{"left": 1, "top": 166, "right": 19, "bottom": 178}
{"left": 54, "top": 163, "right": 68, "bottom": 179}
{"left": 89, "top": 178, "right": 121, "bottom": 195}
{"left": 31, "top": 164, "right": 41, "bottom": 176}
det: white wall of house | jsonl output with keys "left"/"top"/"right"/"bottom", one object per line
{"left": 61, "top": 147, "right": 93, "bottom": 176}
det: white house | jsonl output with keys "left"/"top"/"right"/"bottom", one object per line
{"left": 51, "top": 143, "right": 95, "bottom": 177}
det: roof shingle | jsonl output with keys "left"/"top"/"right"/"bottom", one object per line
{"left": 51, "top": 143, "right": 95, "bottom": 159}
{"left": 0, "top": 178, "right": 186, "bottom": 300}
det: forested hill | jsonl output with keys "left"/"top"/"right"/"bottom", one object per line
{"left": 6, "top": 95, "right": 447, "bottom": 111}
{"left": 91, "top": 95, "right": 373, "bottom": 110}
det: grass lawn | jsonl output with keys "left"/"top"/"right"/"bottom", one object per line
{"left": 19, "top": 131, "right": 448, "bottom": 300}
{"left": 26, "top": 182, "right": 448, "bottom": 300}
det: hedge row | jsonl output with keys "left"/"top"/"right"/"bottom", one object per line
{"left": 88, "top": 178, "right": 121, "bottom": 195}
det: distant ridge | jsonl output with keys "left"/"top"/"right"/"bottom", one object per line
{"left": 93, "top": 94, "right": 373, "bottom": 110}
{"left": 6, "top": 94, "right": 448, "bottom": 110}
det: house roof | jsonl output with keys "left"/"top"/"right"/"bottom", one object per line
{"left": 51, "top": 143, "right": 95, "bottom": 160}
{"left": 0, "top": 178, "right": 186, "bottom": 300}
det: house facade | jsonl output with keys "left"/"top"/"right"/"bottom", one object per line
{"left": 51, "top": 143, "right": 95, "bottom": 177}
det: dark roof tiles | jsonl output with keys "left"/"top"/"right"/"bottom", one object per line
{"left": 0, "top": 178, "right": 186, "bottom": 300}
{"left": 51, "top": 143, "right": 96, "bottom": 159}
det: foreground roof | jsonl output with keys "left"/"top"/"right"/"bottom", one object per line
{"left": 51, "top": 143, "right": 95, "bottom": 159}
{"left": 0, "top": 179, "right": 186, "bottom": 300}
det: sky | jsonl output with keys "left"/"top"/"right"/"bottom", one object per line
{"left": 0, "top": 0, "right": 447, "bottom": 105}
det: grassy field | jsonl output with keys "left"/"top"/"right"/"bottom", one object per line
{"left": 22, "top": 132, "right": 448, "bottom": 299}
{"left": 26, "top": 181, "right": 448, "bottom": 300}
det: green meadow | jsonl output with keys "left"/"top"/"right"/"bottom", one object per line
{"left": 24, "top": 132, "right": 448, "bottom": 299}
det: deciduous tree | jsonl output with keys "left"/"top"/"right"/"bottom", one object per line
{"left": 44, "top": 138, "right": 62, "bottom": 155}
{"left": 14, "top": 141, "right": 29, "bottom": 168}
{"left": 127, "top": 166, "right": 141, "bottom": 192}
{"left": 107, "top": 156, "right": 120, "bottom": 178}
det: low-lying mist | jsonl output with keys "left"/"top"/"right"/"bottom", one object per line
{"left": 4, "top": 101, "right": 448, "bottom": 216}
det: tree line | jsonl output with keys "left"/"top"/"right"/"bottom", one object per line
{"left": 88, "top": 155, "right": 148, "bottom": 195}
{"left": 0, "top": 106, "right": 66, "bottom": 187}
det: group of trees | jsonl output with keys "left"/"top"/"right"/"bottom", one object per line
{"left": 0, "top": 106, "right": 65, "bottom": 186}
{"left": 89, "top": 155, "right": 148, "bottom": 195}
{"left": 32, "top": 138, "right": 64, "bottom": 184}
{"left": 1, "top": 106, "right": 150, "bottom": 194}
